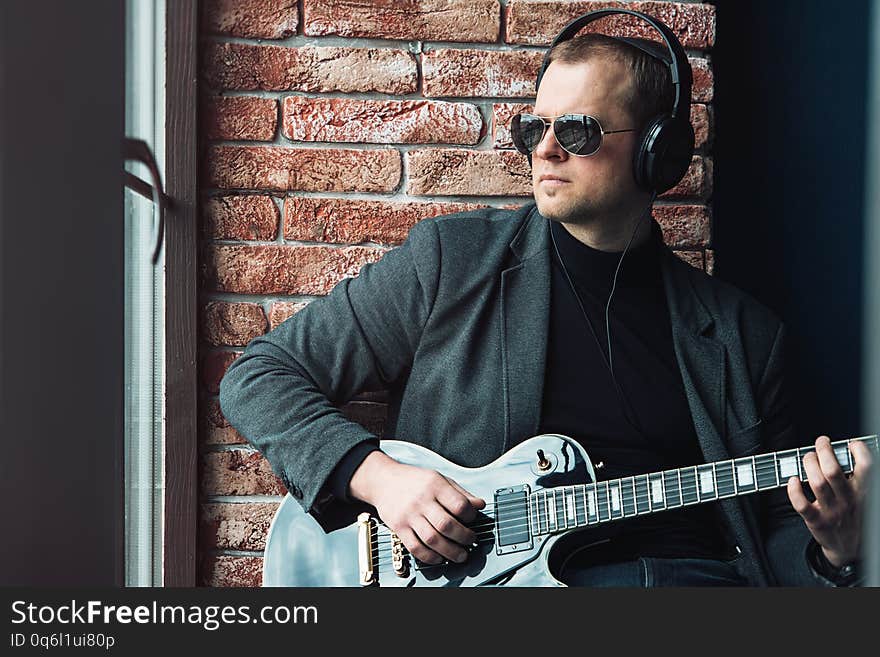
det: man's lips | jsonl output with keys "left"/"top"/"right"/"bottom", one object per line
{"left": 539, "top": 175, "right": 570, "bottom": 185}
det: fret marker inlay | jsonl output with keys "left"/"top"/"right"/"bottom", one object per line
{"left": 651, "top": 479, "right": 663, "bottom": 503}
{"left": 700, "top": 470, "right": 714, "bottom": 493}
{"left": 779, "top": 456, "right": 798, "bottom": 479}
{"left": 611, "top": 485, "right": 621, "bottom": 511}
{"left": 736, "top": 463, "right": 753, "bottom": 487}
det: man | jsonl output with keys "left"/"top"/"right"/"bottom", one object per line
{"left": 219, "top": 33, "right": 872, "bottom": 586}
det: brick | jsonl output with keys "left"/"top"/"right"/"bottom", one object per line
{"left": 200, "top": 554, "right": 263, "bottom": 587}
{"left": 423, "top": 49, "right": 543, "bottom": 98}
{"left": 406, "top": 149, "right": 531, "bottom": 196}
{"left": 205, "top": 244, "right": 388, "bottom": 295}
{"left": 201, "top": 502, "right": 279, "bottom": 551}
{"left": 201, "top": 0, "right": 298, "bottom": 39}
{"left": 505, "top": 1, "right": 715, "bottom": 49}
{"left": 202, "top": 398, "right": 248, "bottom": 446}
{"left": 691, "top": 58, "right": 713, "bottom": 103}
{"left": 281, "top": 97, "right": 484, "bottom": 145}
{"left": 493, "top": 102, "right": 533, "bottom": 149}
{"left": 493, "top": 102, "right": 709, "bottom": 150}
{"left": 202, "top": 42, "right": 418, "bottom": 94}
{"left": 691, "top": 104, "right": 710, "bottom": 150}
{"left": 203, "top": 95, "right": 277, "bottom": 141}
{"left": 341, "top": 401, "right": 388, "bottom": 438}
{"left": 201, "top": 351, "right": 241, "bottom": 395}
{"left": 303, "top": 0, "right": 499, "bottom": 42}
{"left": 423, "top": 49, "right": 712, "bottom": 103}
{"left": 206, "top": 145, "right": 401, "bottom": 193}
{"left": 674, "top": 250, "right": 706, "bottom": 272}
{"left": 202, "top": 301, "right": 268, "bottom": 347}
{"left": 202, "top": 194, "right": 280, "bottom": 241}
{"left": 268, "top": 301, "right": 311, "bottom": 330}
{"left": 654, "top": 204, "right": 710, "bottom": 248}
{"left": 661, "top": 156, "right": 711, "bottom": 199}
{"left": 201, "top": 450, "right": 286, "bottom": 496}
{"left": 284, "top": 197, "right": 488, "bottom": 245}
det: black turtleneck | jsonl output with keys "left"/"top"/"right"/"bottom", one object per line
{"left": 535, "top": 216, "right": 730, "bottom": 562}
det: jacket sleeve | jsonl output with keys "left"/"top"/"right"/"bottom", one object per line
{"left": 218, "top": 219, "right": 440, "bottom": 528}
{"left": 757, "top": 321, "right": 851, "bottom": 586}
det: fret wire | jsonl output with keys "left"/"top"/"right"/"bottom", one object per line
{"left": 580, "top": 484, "right": 588, "bottom": 527}
{"left": 630, "top": 476, "right": 636, "bottom": 517}
{"left": 601, "top": 480, "right": 607, "bottom": 520}
{"left": 561, "top": 487, "right": 568, "bottom": 528}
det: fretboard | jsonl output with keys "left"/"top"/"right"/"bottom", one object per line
{"left": 526, "top": 435, "right": 879, "bottom": 536}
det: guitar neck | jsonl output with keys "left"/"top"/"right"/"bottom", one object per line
{"left": 527, "top": 434, "right": 879, "bottom": 537}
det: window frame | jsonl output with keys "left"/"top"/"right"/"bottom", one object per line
{"left": 163, "top": 0, "right": 199, "bottom": 586}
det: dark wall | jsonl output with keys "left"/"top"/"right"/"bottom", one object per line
{"left": 0, "top": 1, "right": 124, "bottom": 584}
{"left": 711, "top": 0, "right": 870, "bottom": 440}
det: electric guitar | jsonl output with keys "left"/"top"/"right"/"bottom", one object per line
{"left": 262, "top": 433, "right": 878, "bottom": 587}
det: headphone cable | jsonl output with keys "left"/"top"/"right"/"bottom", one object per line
{"left": 606, "top": 192, "right": 658, "bottom": 378}
{"left": 548, "top": 195, "right": 657, "bottom": 435}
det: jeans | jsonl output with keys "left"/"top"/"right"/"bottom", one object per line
{"left": 559, "top": 556, "right": 749, "bottom": 587}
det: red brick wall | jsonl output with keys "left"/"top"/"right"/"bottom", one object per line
{"left": 197, "top": 0, "right": 716, "bottom": 586}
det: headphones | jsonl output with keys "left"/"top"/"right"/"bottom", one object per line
{"left": 531, "top": 9, "right": 695, "bottom": 194}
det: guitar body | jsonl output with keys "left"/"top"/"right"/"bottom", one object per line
{"left": 263, "top": 434, "right": 599, "bottom": 587}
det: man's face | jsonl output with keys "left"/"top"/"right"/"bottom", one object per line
{"left": 531, "top": 57, "right": 647, "bottom": 226}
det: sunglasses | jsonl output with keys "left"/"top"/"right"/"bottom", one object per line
{"left": 510, "top": 113, "right": 636, "bottom": 157}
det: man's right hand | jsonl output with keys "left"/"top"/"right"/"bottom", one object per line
{"left": 347, "top": 450, "right": 486, "bottom": 565}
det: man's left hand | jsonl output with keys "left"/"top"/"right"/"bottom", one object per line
{"left": 787, "top": 435, "right": 874, "bottom": 567}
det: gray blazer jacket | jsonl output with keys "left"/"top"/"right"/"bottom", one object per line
{"left": 219, "top": 201, "right": 827, "bottom": 586}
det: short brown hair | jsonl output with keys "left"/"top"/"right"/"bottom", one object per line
{"left": 545, "top": 33, "right": 674, "bottom": 130}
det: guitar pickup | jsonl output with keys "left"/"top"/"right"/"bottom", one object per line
{"left": 494, "top": 485, "right": 533, "bottom": 555}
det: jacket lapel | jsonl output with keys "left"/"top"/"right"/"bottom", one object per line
{"left": 500, "top": 205, "right": 551, "bottom": 451}
{"left": 660, "top": 245, "right": 730, "bottom": 462}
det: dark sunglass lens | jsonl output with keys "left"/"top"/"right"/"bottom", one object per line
{"left": 511, "top": 114, "right": 545, "bottom": 154}
{"left": 555, "top": 115, "right": 601, "bottom": 155}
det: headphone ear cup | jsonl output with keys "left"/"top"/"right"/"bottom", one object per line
{"left": 634, "top": 115, "right": 695, "bottom": 194}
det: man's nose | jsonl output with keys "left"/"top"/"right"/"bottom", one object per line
{"left": 533, "top": 121, "right": 566, "bottom": 160}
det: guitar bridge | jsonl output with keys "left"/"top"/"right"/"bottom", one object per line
{"left": 357, "top": 513, "right": 378, "bottom": 586}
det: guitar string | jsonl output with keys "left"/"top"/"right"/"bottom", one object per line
{"left": 368, "top": 435, "right": 872, "bottom": 528}
{"left": 370, "top": 472, "right": 858, "bottom": 554}
{"left": 362, "top": 437, "right": 877, "bottom": 571}
{"left": 366, "top": 436, "right": 877, "bottom": 529}
{"left": 368, "top": 447, "right": 869, "bottom": 550}
{"left": 368, "top": 439, "right": 868, "bottom": 542}
{"left": 368, "top": 472, "right": 844, "bottom": 570}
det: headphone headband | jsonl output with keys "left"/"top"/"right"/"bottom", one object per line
{"left": 536, "top": 8, "right": 692, "bottom": 120}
